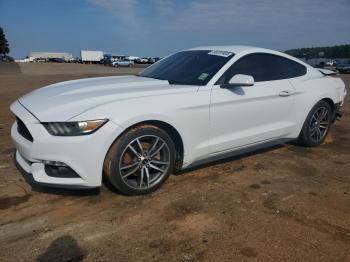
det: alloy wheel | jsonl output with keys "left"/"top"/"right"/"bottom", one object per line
{"left": 118, "top": 135, "right": 171, "bottom": 190}
{"left": 309, "top": 106, "right": 330, "bottom": 143}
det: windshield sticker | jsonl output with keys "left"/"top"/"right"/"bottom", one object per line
{"left": 208, "top": 50, "right": 233, "bottom": 57}
{"left": 198, "top": 73, "right": 209, "bottom": 81}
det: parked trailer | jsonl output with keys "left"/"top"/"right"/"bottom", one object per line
{"left": 81, "top": 50, "right": 104, "bottom": 63}
{"left": 29, "top": 52, "right": 73, "bottom": 62}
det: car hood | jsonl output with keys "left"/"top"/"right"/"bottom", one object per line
{"left": 19, "top": 75, "right": 170, "bottom": 122}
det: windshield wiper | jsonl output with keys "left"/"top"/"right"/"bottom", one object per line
{"left": 139, "top": 75, "right": 166, "bottom": 81}
{"left": 151, "top": 76, "right": 166, "bottom": 81}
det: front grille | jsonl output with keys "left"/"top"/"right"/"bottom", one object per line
{"left": 16, "top": 117, "right": 33, "bottom": 142}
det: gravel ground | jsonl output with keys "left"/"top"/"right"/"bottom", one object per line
{"left": 0, "top": 63, "right": 349, "bottom": 262}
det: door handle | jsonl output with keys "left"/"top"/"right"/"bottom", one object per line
{"left": 279, "top": 90, "right": 291, "bottom": 97}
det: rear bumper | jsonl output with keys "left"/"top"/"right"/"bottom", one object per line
{"left": 10, "top": 100, "right": 124, "bottom": 188}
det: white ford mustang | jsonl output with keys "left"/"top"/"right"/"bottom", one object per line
{"left": 11, "top": 46, "right": 347, "bottom": 195}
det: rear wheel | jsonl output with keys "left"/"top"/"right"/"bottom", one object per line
{"left": 104, "top": 125, "right": 176, "bottom": 195}
{"left": 298, "top": 101, "right": 332, "bottom": 147}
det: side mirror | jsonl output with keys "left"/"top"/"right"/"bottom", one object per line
{"left": 221, "top": 74, "right": 254, "bottom": 88}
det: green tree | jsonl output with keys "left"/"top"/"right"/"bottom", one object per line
{"left": 0, "top": 26, "right": 10, "bottom": 55}
{"left": 285, "top": 44, "right": 350, "bottom": 59}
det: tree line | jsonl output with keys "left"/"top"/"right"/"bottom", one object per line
{"left": 0, "top": 26, "right": 13, "bottom": 61}
{"left": 0, "top": 26, "right": 10, "bottom": 55}
{"left": 285, "top": 44, "right": 350, "bottom": 59}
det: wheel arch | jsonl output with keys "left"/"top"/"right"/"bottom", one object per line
{"left": 294, "top": 96, "right": 336, "bottom": 139}
{"left": 304, "top": 96, "right": 336, "bottom": 122}
{"left": 320, "top": 97, "right": 335, "bottom": 114}
{"left": 297, "top": 97, "right": 335, "bottom": 146}
{"left": 105, "top": 120, "right": 184, "bottom": 170}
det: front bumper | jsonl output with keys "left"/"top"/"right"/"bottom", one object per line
{"left": 333, "top": 102, "right": 343, "bottom": 122}
{"left": 10, "top": 101, "right": 124, "bottom": 188}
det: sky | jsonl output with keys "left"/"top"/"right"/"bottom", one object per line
{"left": 1, "top": 0, "right": 350, "bottom": 59}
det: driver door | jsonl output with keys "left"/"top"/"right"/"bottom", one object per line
{"left": 209, "top": 53, "right": 296, "bottom": 155}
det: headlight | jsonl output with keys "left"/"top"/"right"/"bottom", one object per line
{"left": 42, "top": 119, "right": 108, "bottom": 136}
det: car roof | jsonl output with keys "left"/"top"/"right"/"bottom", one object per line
{"left": 187, "top": 45, "right": 321, "bottom": 77}
{"left": 188, "top": 45, "right": 315, "bottom": 67}
{"left": 188, "top": 45, "right": 283, "bottom": 55}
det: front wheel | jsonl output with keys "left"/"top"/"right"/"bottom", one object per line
{"left": 298, "top": 101, "right": 332, "bottom": 147}
{"left": 104, "top": 125, "right": 176, "bottom": 195}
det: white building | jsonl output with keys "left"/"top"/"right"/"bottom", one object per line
{"left": 29, "top": 52, "right": 73, "bottom": 61}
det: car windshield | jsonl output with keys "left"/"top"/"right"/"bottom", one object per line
{"left": 138, "top": 50, "right": 234, "bottom": 85}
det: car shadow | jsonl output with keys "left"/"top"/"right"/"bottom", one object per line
{"left": 37, "top": 235, "right": 87, "bottom": 262}
{"left": 29, "top": 184, "right": 101, "bottom": 196}
{"left": 102, "top": 175, "right": 125, "bottom": 195}
{"left": 228, "top": 86, "right": 246, "bottom": 96}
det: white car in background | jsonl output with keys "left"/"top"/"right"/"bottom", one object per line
{"left": 11, "top": 46, "right": 347, "bottom": 195}
{"left": 326, "top": 60, "right": 337, "bottom": 66}
{"left": 112, "top": 59, "right": 134, "bottom": 67}
{"left": 139, "top": 57, "right": 150, "bottom": 63}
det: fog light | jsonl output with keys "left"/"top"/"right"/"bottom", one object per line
{"left": 41, "top": 160, "right": 68, "bottom": 167}
{"left": 44, "top": 164, "right": 80, "bottom": 178}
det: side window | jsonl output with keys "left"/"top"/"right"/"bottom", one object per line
{"left": 216, "top": 53, "right": 306, "bottom": 84}
{"left": 281, "top": 56, "right": 307, "bottom": 78}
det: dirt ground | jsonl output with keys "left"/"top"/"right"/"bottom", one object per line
{"left": 0, "top": 63, "right": 349, "bottom": 262}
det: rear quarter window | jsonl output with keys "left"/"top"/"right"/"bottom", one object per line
{"left": 279, "top": 56, "right": 307, "bottom": 79}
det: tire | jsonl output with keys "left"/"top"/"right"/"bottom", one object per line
{"left": 298, "top": 101, "right": 332, "bottom": 147}
{"left": 103, "top": 125, "right": 176, "bottom": 195}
